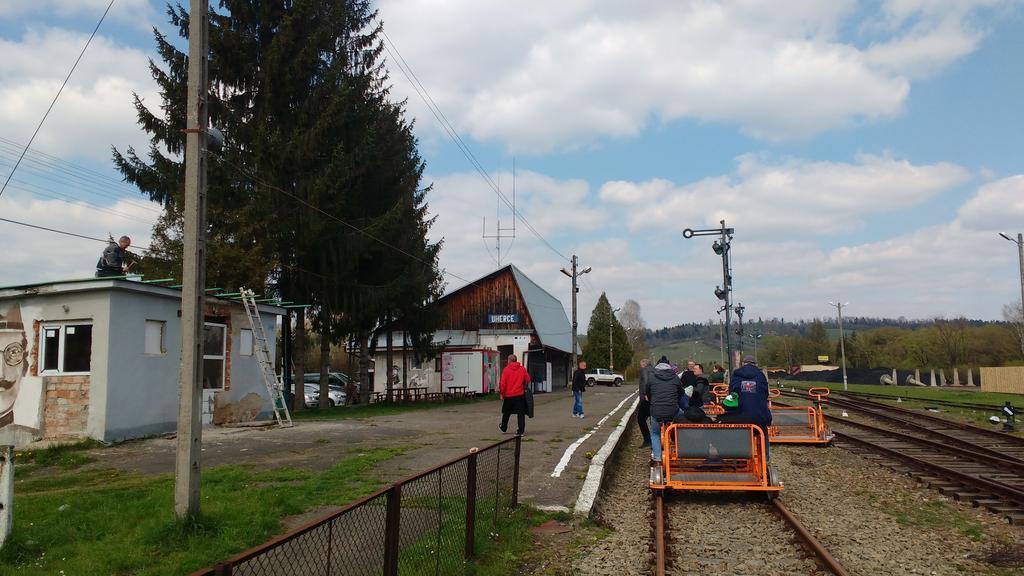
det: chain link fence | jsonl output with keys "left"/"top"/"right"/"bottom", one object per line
{"left": 191, "top": 436, "right": 521, "bottom": 576}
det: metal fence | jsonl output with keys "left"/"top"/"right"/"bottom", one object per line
{"left": 191, "top": 436, "right": 521, "bottom": 576}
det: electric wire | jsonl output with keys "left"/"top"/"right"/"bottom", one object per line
{"left": 0, "top": 0, "right": 117, "bottom": 200}
{"left": 379, "top": 31, "right": 570, "bottom": 263}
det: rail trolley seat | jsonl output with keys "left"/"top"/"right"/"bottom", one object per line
{"left": 703, "top": 384, "right": 730, "bottom": 416}
{"left": 769, "top": 387, "right": 834, "bottom": 445}
{"left": 650, "top": 423, "right": 781, "bottom": 496}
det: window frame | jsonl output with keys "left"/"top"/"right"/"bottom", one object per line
{"left": 203, "top": 321, "right": 227, "bottom": 390}
{"left": 39, "top": 322, "right": 94, "bottom": 376}
{"left": 144, "top": 319, "right": 166, "bottom": 356}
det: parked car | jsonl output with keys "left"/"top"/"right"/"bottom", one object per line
{"left": 303, "top": 382, "right": 346, "bottom": 407}
{"left": 585, "top": 368, "right": 624, "bottom": 387}
{"left": 304, "top": 372, "right": 361, "bottom": 405}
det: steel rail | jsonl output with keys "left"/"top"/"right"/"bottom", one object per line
{"left": 771, "top": 499, "right": 850, "bottom": 576}
{"left": 653, "top": 491, "right": 850, "bottom": 576}
{"left": 834, "top": 431, "right": 1024, "bottom": 504}
{"left": 827, "top": 394, "right": 1024, "bottom": 446}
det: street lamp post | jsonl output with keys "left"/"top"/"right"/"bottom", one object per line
{"left": 828, "top": 301, "right": 850, "bottom": 391}
{"left": 610, "top": 306, "right": 621, "bottom": 370}
{"left": 1000, "top": 233, "right": 1024, "bottom": 319}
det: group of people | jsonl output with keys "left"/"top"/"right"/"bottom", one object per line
{"left": 638, "top": 354, "right": 771, "bottom": 463}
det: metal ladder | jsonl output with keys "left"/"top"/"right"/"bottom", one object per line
{"left": 240, "top": 288, "right": 292, "bottom": 427}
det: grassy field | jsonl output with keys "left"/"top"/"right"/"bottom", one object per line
{"left": 5, "top": 443, "right": 407, "bottom": 575}
{"left": 784, "top": 380, "right": 1023, "bottom": 431}
{"left": 649, "top": 340, "right": 723, "bottom": 366}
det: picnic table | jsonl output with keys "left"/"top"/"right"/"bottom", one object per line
{"left": 446, "top": 386, "right": 469, "bottom": 398}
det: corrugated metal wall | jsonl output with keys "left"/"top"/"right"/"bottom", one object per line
{"left": 980, "top": 367, "right": 1024, "bottom": 394}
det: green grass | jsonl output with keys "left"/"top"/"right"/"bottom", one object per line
{"left": 2, "top": 446, "right": 406, "bottom": 576}
{"left": 13, "top": 439, "right": 103, "bottom": 477}
{"left": 649, "top": 341, "right": 722, "bottom": 366}
{"left": 887, "top": 498, "right": 985, "bottom": 541}
{"left": 293, "top": 393, "right": 498, "bottom": 421}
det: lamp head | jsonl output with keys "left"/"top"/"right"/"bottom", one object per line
{"left": 581, "top": 266, "right": 592, "bottom": 274}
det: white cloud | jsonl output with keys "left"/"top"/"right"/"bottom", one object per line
{"left": 957, "top": 175, "right": 1024, "bottom": 231}
{"left": 380, "top": 0, "right": 1003, "bottom": 151}
{"left": 601, "top": 154, "right": 970, "bottom": 237}
{"left": 0, "top": 27, "right": 157, "bottom": 162}
{"left": 0, "top": 0, "right": 157, "bottom": 28}
{"left": 0, "top": 191, "right": 158, "bottom": 287}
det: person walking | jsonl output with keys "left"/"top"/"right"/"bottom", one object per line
{"left": 637, "top": 358, "right": 653, "bottom": 447}
{"left": 499, "top": 354, "right": 530, "bottom": 436}
{"left": 648, "top": 356, "right": 685, "bottom": 464}
{"left": 571, "top": 359, "right": 587, "bottom": 418}
{"left": 718, "top": 355, "right": 773, "bottom": 459}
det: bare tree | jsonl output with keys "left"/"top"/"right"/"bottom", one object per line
{"left": 1003, "top": 300, "right": 1024, "bottom": 359}
{"left": 933, "top": 316, "right": 968, "bottom": 367}
{"left": 617, "top": 299, "right": 648, "bottom": 374}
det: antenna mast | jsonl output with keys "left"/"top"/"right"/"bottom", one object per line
{"left": 482, "top": 158, "right": 517, "bottom": 265}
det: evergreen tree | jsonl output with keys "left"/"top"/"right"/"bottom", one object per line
{"left": 114, "top": 1, "right": 443, "bottom": 407}
{"left": 582, "top": 293, "right": 633, "bottom": 371}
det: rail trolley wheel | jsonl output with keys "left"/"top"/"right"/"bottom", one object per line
{"left": 767, "top": 467, "right": 781, "bottom": 500}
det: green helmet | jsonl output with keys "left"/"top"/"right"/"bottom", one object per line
{"left": 722, "top": 394, "right": 738, "bottom": 409}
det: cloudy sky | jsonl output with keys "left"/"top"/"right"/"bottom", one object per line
{"left": 1, "top": 1, "right": 1022, "bottom": 329}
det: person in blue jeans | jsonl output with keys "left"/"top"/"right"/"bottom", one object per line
{"left": 571, "top": 360, "right": 587, "bottom": 418}
{"left": 647, "top": 357, "right": 686, "bottom": 462}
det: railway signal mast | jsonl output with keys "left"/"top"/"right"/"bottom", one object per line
{"left": 683, "top": 220, "right": 736, "bottom": 374}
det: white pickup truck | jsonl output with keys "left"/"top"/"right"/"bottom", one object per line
{"left": 586, "top": 368, "right": 624, "bottom": 387}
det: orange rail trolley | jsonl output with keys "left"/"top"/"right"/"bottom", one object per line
{"left": 769, "top": 387, "right": 834, "bottom": 445}
{"left": 702, "top": 383, "right": 729, "bottom": 416}
{"left": 650, "top": 423, "right": 782, "bottom": 497}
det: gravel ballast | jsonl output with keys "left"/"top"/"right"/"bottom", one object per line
{"left": 569, "top": 423, "right": 1022, "bottom": 575}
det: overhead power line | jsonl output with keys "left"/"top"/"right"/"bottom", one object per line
{"left": 380, "top": 30, "right": 570, "bottom": 263}
{"left": 0, "top": 0, "right": 116, "bottom": 200}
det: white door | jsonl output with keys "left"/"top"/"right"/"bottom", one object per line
{"left": 201, "top": 322, "right": 227, "bottom": 424}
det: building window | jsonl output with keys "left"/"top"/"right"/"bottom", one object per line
{"left": 144, "top": 320, "right": 166, "bottom": 355}
{"left": 239, "top": 329, "right": 254, "bottom": 356}
{"left": 203, "top": 322, "right": 226, "bottom": 389}
{"left": 435, "top": 357, "right": 442, "bottom": 372}
{"left": 41, "top": 323, "right": 93, "bottom": 374}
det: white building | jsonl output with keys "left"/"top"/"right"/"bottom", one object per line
{"left": 370, "top": 265, "right": 579, "bottom": 395}
{"left": 0, "top": 277, "right": 282, "bottom": 448}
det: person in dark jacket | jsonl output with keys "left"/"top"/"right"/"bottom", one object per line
{"left": 678, "top": 363, "right": 697, "bottom": 411}
{"left": 499, "top": 355, "right": 530, "bottom": 436}
{"left": 637, "top": 358, "right": 653, "bottom": 447}
{"left": 95, "top": 236, "right": 132, "bottom": 277}
{"left": 718, "top": 355, "right": 772, "bottom": 458}
{"left": 571, "top": 360, "right": 587, "bottom": 418}
{"left": 691, "top": 363, "right": 710, "bottom": 407}
{"left": 647, "top": 356, "right": 685, "bottom": 463}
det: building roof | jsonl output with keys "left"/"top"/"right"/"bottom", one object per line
{"left": 508, "top": 265, "right": 578, "bottom": 354}
{"left": 0, "top": 276, "right": 286, "bottom": 315}
{"left": 437, "top": 264, "right": 578, "bottom": 354}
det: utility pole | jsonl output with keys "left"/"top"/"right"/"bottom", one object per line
{"left": 684, "top": 220, "right": 735, "bottom": 375}
{"left": 175, "top": 0, "right": 209, "bottom": 519}
{"left": 560, "top": 256, "right": 591, "bottom": 373}
{"left": 734, "top": 303, "right": 745, "bottom": 358}
{"left": 829, "top": 301, "right": 849, "bottom": 391}
{"left": 610, "top": 306, "right": 621, "bottom": 370}
{"left": 1000, "top": 233, "right": 1024, "bottom": 321}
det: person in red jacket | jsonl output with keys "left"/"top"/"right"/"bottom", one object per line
{"left": 499, "top": 354, "right": 530, "bottom": 436}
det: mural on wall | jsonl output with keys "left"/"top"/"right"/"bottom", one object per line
{"left": 441, "top": 353, "right": 455, "bottom": 382}
{"left": 0, "top": 303, "right": 27, "bottom": 429}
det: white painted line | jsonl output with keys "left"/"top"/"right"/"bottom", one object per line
{"left": 574, "top": 396, "right": 639, "bottom": 516}
{"left": 550, "top": 392, "right": 637, "bottom": 478}
{"left": 536, "top": 504, "right": 572, "bottom": 513}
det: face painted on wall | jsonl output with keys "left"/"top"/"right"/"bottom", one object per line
{"left": 0, "top": 304, "right": 27, "bottom": 422}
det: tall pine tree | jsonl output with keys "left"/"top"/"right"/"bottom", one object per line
{"left": 582, "top": 293, "right": 634, "bottom": 372}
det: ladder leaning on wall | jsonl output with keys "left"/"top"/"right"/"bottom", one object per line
{"left": 240, "top": 288, "right": 293, "bottom": 427}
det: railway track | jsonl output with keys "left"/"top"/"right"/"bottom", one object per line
{"left": 653, "top": 490, "right": 848, "bottom": 576}
{"left": 814, "top": 388, "right": 1005, "bottom": 413}
{"left": 777, "top": 392, "right": 1024, "bottom": 524}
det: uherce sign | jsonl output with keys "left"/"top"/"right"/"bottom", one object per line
{"left": 487, "top": 314, "right": 519, "bottom": 324}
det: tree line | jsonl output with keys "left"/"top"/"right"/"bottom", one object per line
{"left": 114, "top": 1, "right": 443, "bottom": 407}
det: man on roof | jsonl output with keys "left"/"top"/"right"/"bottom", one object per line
{"left": 96, "top": 235, "right": 133, "bottom": 277}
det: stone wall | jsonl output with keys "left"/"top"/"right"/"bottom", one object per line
{"left": 43, "top": 375, "right": 90, "bottom": 440}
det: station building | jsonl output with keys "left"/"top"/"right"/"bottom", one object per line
{"left": 0, "top": 277, "right": 282, "bottom": 448}
{"left": 370, "top": 265, "right": 578, "bottom": 395}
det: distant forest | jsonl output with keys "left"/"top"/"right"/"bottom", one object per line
{"left": 646, "top": 316, "right": 1024, "bottom": 369}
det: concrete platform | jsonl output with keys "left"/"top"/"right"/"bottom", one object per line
{"left": 81, "top": 385, "right": 640, "bottom": 510}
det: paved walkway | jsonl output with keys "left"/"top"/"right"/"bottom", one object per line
{"left": 83, "top": 385, "right": 640, "bottom": 509}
